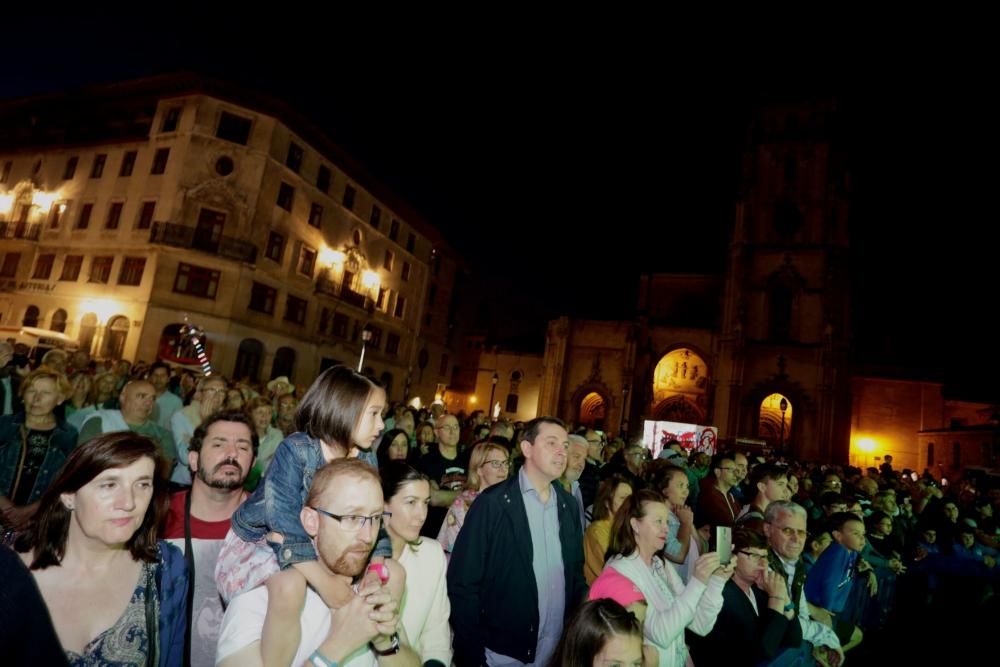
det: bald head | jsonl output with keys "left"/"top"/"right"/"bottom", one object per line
{"left": 120, "top": 380, "right": 156, "bottom": 424}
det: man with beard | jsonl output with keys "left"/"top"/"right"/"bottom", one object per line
{"left": 216, "top": 458, "right": 419, "bottom": 666}
{"left": 163, "top": 411, "right": 257, "bottom": 667}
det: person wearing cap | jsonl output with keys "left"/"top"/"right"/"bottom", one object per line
{"left": 266, "top": 376, "right": 292, "bottom": 401}
{"left": 588, "top": 567, "right": 660, "bottom": 666}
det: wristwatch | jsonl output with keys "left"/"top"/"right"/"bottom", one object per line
{"left": 370, "top": 633, "right": 400, "bottom": 656}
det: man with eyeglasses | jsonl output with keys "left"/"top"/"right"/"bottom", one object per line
{"left": 217, "top": 458, "right": 420, "bottom": 666}
{"left": 448, "top": 416, "right": 588, "bottom": 666}
{"left": 696, "top": 452, "right": 743, "bottom": 529}
{"left": 764, "top": 501, "right": 844, "bottom": 666}
{"left": 577, "top": 428, "right": 603, "bottom": 510}
{"left": 688, "top": 529, "right": 802, "bottom": 667}
{"left": 418, "top": 413, "right": 468, "bottom": 538}
{"left": 561, "top": 434, "right": 590, "bottom": 527}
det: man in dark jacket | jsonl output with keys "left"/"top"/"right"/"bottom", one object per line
{"left": 448, "top": 416, "right": 588, "bottom": 666}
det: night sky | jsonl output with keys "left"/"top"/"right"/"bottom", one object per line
{"left": 3, "top": 19, "right": 996, "bottom": 393}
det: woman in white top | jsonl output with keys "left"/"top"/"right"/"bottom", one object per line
{"left": 381, "top": 460, "right": 452, "bottom": 666}
{"left": 604, "top": 489, "right": 733, "bottom": 667}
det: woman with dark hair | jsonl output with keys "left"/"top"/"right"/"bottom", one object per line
{"left": 436, "top": 441, "right": 510, "bottom": 557}
{"left": 549, "top": 598, "right": 644, "bottom": 667}
{"left": 604, "top": 489, "right": 732, "bottom": 666}
{"left": 12, "top": 431, "right": 187, "bottom": 666}
{"left": 1, "top": 366, "right": 77, "bottom": 533}
{"left": 376, "top": 428, "right": 412, "bottom": 469}
{"left": 381, "top": 460, "right": 452, "bottom": 666}
{"left": 415, "top": 420, "right": 436, "bottom": 456}
{"left": 688, "top": 529, "right": 802, "bottom": 667}
{"left": 216, "top": 365, "right": 395, "bottom": 667}
{"left": 583, "top": 475, "right": 633, "bottom": 583}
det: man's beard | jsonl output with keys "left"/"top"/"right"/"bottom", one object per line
{"left": 330, "top": 544, "right": 374, "bottom": 577}
{"left": 197, "top": 459, "right": 246, "bottom": 490}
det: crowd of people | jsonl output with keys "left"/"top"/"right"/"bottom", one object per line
{"left": 1, "top": 339, "right": 998, "bottom": 666}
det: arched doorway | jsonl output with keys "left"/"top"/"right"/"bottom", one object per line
{"left": 578, "top": 391, "right": 607, "bottom": 430}
{"left": 103, "top": 316, "right": 130, "bottom": 360}
{"left": 271, "top": 347, "right": 296, "bottom": 382}
{"left": 78, "top": 313, "right": 98, "bottom": 355}
{"left": 233, "top": 338, "right": 264, "bottom": 383}
{"left": 50, "top": 308, "right": 67, "bottom": 333}
{"left": 651, "top": 347, "right": 709, "bottom": 422}
{"left": 22, "top": 305, "right": 40, "bottom": 327}
{"left": 758, "top": 393, "right": 793, "bottom": 451}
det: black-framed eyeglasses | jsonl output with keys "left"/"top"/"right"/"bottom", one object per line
{"left": 309, "top": 507, "right": 391, "bottom": 532}
{"left": 738, "top": 551, "right": 769, "bottom": 563}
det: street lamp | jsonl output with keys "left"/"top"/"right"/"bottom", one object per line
{"left": 488, "top": 372, "right": 499, "bottom": 421}
{"left": 779, "top": 397, "right": 788, "bottom": 454}
{"left": 358, "top": 327, "right": 373, "bottom": 372}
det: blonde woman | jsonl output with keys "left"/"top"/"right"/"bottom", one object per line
{"left": 436, "top": 441, "right": 510, "bottom": 557}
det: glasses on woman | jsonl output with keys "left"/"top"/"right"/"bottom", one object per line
{"left": 482, "top": 459, "right": 511, "bottom": 470}
{"left": 738, "top": 550, "right": 769, "bottom": 563}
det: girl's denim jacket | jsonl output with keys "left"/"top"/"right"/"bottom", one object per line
{"left": 231, "top": 431, "right": 385, "bottom": 569}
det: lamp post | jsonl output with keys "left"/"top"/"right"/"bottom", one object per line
{"left": 489, "top": 372, "right": 499, "bottom": 421}
{"left": 358, "top": 328, "right": 373, "bottom": 372}
{"left": 779, "top": 397, "right": 788, "bottom": 454}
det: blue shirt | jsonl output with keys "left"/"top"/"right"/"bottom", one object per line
{"left": 485, "top": 468, "right": 565, "bottom": 667}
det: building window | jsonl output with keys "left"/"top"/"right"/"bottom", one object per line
{"left": 161, "top": 106, "right": 181, "bottom": 132}
{"left": 63, "top": 156, "right": 78, "bottom": 180}
{"left": 367, "top": 326, "right": 382, "bottom": 350}
{"left": 353, "top": 229, "right": 362, "bottom": 245}
{"left": 298, "top": 245, "right": 317, "bottom": 278}
{"left": 317, "top": 165, "right": 331, "bottom": 193}
{"left": 376, "top": 287, "right": 387, "bottom": 310}
{"left": 370, "top": 205, "right": 381, "bottom": 229}
{"left": 389, "top": 219, "right": 399, "bottom": 241}
{"left": 401, "top": 262, "right": 411, "bottom": 282}
{"left": 386, "top": 333, "right": 400, "bottom": 356}
{"left": 927, "top": 442, "right": 935, "bottom": 467}
{"left": 89, "top": 256, "right": 114, "bottom": 284}
{"left": 383, "top": 250, "right": 394, "bottom": 271}
{"left": 105, "top": 202, "right": 124, "bottom": 230}
{"left": 394, "top": 295, "right": 406, "bottom": 319}
{"left": 136, "top": 201, "right": 156, "bottom": 230}
{"left": 343, "top": 185, "right": 356, "bottom": 211}
{"left": 50, "top": 309, "right": 68, "bottom": 333}
{"left": 319, "top": 307, "right": 331, "bottom": 334}
{"left": 284, "top": 295, "right": 308, "bottom": 325}
{"left": 1, "top": 253, "right": 21, "bottom": 278}
{"left": 32, "top": 253, "right": 55, "bottom": 280}
{"left": 406, "top": 233, "right": 415, "bottom": 253}
{"left": 119, "top": 150, "right": 137, "bottom": 177}
{"left": 439, "top": 353, "right": 450, "bottom": 377}
{"left": 22, "top": 305, "right": 39, "bottom": 327}
{"left": 265, "top": 232, "right": 285, "bottom": 263}
{"left": 286, "top": 142, "right": 303, "bottom": 173}
{"left": 90, "top": 154, "right": 107, "bottom": 179}
{"left": 0, "top": 160, "right": 11, "bottom": 183}
{"left": 308, "top": 203, "right": 323, "bottom": 228}
{"left": 48, "top": 202, "right": 65, "bottom": 229}
{"left": 60, "top": 255, "right": 83, "bottom": 281}
{"left": 332, "top": 313, "right": 349, "bottom": 338}
{"left": 76, "top": 203, "right": 93, "bottom": 230}
{"left": 174, "top": 262, "right": 220, "bottom": 299}
{"left": 277, "top": 182, "right": 295, "bottom": 211}
{"left": 216, "top": 111, "right": 252, "bottom": 145}
{"left": 151, "top": 148, "right": 170, "bottom": 175}
{"left": 118, "top": 257, "right": 146, "bottom": 286}
{"left": 249, "top": 281, "right": 277, "bottom": 314}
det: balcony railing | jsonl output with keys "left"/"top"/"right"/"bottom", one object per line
{"left": 149, "top": 221, "right": 257, "bottom": 263}
{"left": 0, "top": 221, "right": 41, "bottom": 241}
{"left": 315, "top": 277, "right": 371, "bottom": 309}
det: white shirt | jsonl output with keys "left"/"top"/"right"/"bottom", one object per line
{"left": 397, "top": 539, "right": 453, "bottom": 665}
{"left": 215, "top": 587, "right": 376, "bottom": 666}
